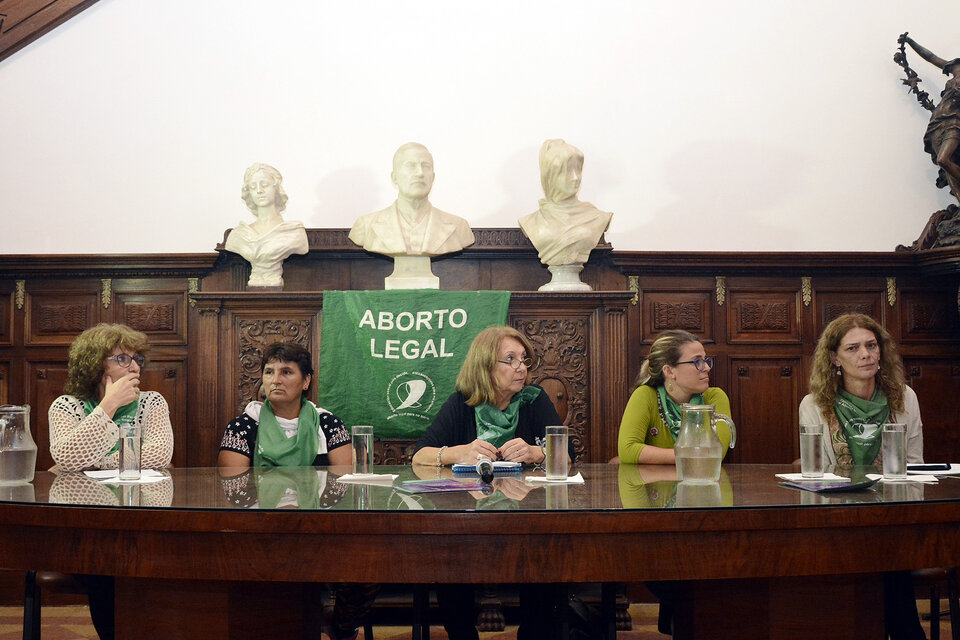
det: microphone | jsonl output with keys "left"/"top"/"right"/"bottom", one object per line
{"left": 476, "top": 456, "right": 494, "bottom": 484}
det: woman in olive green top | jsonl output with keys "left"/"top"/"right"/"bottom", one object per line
{"left": 618, "top": 329, "right": 732, "bottom": 464}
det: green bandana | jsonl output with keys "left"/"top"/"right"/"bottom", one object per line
{"left": 254, "top": 467, "right": 322, "bottom": 509}
{"left": 656, "top": 386, "right": 704, "bottom": 442}
{"left": 833, "top": 388, "right": 890, "bottom": 465}
{"left": 474, "top": 385, "right": 542, "bottom": 448}
{"left": 253, "top": 398, "right": 320, "bottom": 468}
{"left": 84, "top": 396, "right": 139, "bottom": 456}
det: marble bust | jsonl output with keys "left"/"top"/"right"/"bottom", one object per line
{"left": 224, "top": 163, "right": 309, "bottom": 289}
{"left": 349, "top": 143, "right": 475, "bottom": 289}
{"left": 519, "top": 139, "right": 613, "bottom": 291}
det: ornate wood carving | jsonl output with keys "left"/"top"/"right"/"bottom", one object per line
{"left": 728, "top": 290, "right": 799, "bottom": 343}
{"left": 887, "top": 277, "right": 897, "bottom": 307}
{"left": 15, "top": 281, "right": 24, "bottom": 310}
{"left": 0, "top": 0, "right": 101, "bottom": 63}
{"left": 513, "top": 318, "right": 589, "bottom": 460}
{"left": 374, "top": 440, "right": 418, "bottom": 466}
{"left": 738, "top": 302, "right": 789, "bottom": 331}
{"left": 38, "top": 303, "right": 87, "bottom": 333}
{"left": 100, "top": 279, "right": 111, "bottom": 309}
{"left": 716, "top": 276, "right": 726, "bottom": 306}
{"left": 653, "top": 302, "right": 703, "bottom": 332}
{"left": 801, "top": 277, "right": 812, "bottom": 307}
{"left": 628, "top": 276, "right": 639, "bottom": 306}
{"left": 188, "top": 278, "right": 199, "bottom": 308}
{"left": 236, "top": 319, "right": 311, "bottom": 412}
{"left": 824, "top": 301, "right": 874, "bottom": 321}
{"left": 124, "top": 303, "right": 176, "bottom": 333}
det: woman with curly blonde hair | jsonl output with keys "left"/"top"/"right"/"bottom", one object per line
{"left": 50, "top": 323, "right": 173, "bottom": 472}
{"left": 800, "top": 313, "right": 922, "bottom": 468}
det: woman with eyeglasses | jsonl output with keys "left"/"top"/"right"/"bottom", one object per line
{"left": 618, "top": 329, "right": 732, "bottom": 465}
{"left": 49, "top": 323, "right": 173, "bottom": 473}
{"left": 412, "top": 325, "right": 572, "bottom": 640}
{"left": 412, "top": 325, "right": 571, "bottom": 467}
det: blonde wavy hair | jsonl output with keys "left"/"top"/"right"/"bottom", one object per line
{"left": 64, "top": 323, "right": 150, "bottom": 401}
{"left": 809, "top": 313, "right": 905, "bottom": 415}
{"left": 456, "top": 326, "right": 534, "bottom": 407}
{"left": 633, "top": 329, "right": 700, "bottom": 391}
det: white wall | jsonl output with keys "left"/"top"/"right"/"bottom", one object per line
{"left": 1, "top": 0, "right": 957, "bottom": 254}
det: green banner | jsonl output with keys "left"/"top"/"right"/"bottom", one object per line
{"left": 316, "top": 290, "right": 510, "bottom": 438}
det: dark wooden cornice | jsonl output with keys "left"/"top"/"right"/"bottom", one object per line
{"left": 0, "top": 0, "right": 101, "bottom": 63}
{"left": 0, "top": 253, "right": 219, "bottom": 278}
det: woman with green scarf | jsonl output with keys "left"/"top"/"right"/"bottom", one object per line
{"left": 617, "top": 329, "right": 732, "bottom": 465}
{"left": 799, "top": 313, "right": 923, "bottom": 469}
{"left": 411, "top": 325, "right": 572, "bottom": 640}
{"left": 800, "top": 313, "right": 925, "bottom": 640}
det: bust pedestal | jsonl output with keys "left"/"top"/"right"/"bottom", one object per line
{"left": 385, "top": 256, "right": 440, "bottom": 290}
{"left": 539, "top": 264, "right": 592, "bottom": 292}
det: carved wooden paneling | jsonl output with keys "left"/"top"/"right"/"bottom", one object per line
{"left": 0, "top": 293, "right": 10, "bottom": 346}
{"left": 140, "top": 359, "right": 187, "bottom": 469}
{"left": 641, "top": 291, "right": 713, "bottom": 343}
{"left": 26, "top": 362, "right": 69, "bottom": 472}
{"left": 899, "top": 290, "right": 960, "bottom": 343}
{"left": 727, "top": 357, "right": 802, "bottom": 464}
{"left": 815, "top": 292, "right": 883, "bottom": 337}
{"left": 0, "top": 362, "right": 7, "bottom": 405}
{"left": 512, "top": 317, "right": 590, "bottom": 461}
{"left": 904, "top": 359, "right": 960, "bottom": 461}
{"left": 727, "top": 290, "right": 800, "bottom": 344}
{"left": 116, "top": 291, "right": 187, "bottom": 345}
{"left": 25, "top": 291, "right": 99, "bottom": 346}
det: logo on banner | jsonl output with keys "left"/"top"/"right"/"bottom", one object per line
{"left": 387, "top": 371, "right": 437, "bottom": 421}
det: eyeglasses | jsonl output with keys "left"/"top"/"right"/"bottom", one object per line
{"left": 497, "top": 356, "right": 535, "bottom": 371}
{"left": 675, "top": 356, "right": 714, "bottom": 372}
{"left": 106, "top": 354, "right": 146, "bottom": 368}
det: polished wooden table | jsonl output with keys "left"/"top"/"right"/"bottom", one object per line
{"left": 2, "top": 463, "right": 959, "bottom": 639}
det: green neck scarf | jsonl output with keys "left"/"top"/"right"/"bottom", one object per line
{"left": 254, "top": 467, "right": 322, "bottom": 509}
{"left": 833, "top": 388, "right": 890, "bottom": 465}
{"left": 84, "top": 396, "right": 139, "bottom": 456}
{"left": 475, "top": 385, "right": 542, "bottom": 448}
{"left": 656, "top": 386, "right": 704, "bottom": 442}
{"left": 253, "top": 398, "right": 320, "bottom": 468}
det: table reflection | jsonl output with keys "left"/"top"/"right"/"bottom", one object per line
{"left": 49, "top": 470, "right": 174, "bottom": 507}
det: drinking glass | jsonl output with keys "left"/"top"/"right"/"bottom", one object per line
{"left": 351, "top": 425, "right": 374, "bottom": 475}
{"left": 118, "top": 424, "right": 142, "bottom": 481}
{"left": 544, "top": 425, "right": 568, "bottom": 481}
{"left": 798, "top": 423, "right": 825, "bottom": 478}
{"left": 882, "top": 423, "right": 907, "bottom": 479}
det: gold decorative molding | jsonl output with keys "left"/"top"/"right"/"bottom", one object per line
{"left": 800, "top": 277, "right": 812, "bottom": 307}
{"left": 886, "top": 277, "right": 897, "bottom": 307}
{"left": 188, "top": 278, "right": 200, "bottom": 308}
{"left": 627, "top": 276, "right": 639, "bottom": 306}
{"left": 15, "top": 280, "right": 25, "bottom": 310}
{"left": 715, "top": 276, "right": 726, "bottom": 306}
{"left": 100, "top": 279, "right": 111, "bottom": 309}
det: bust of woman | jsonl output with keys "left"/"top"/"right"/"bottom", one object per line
{"left": 224, "top": 163, "right": 309, "bottom": 289}
{"left": 518, "top": 139, "right": 613, "bottom": 291}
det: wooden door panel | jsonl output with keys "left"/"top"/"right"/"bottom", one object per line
{"left": 728, "top": 358, "right": 802, "bottom": 464}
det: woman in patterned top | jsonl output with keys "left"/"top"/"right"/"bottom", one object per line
{"left": 218, "top": 341, "right": 351, "bottom": 468}
{"left": 47, "top": 322, "right": 174, "bottom": 640}
{"left": 49, "top": 323, "right": 173, "bottom": 472}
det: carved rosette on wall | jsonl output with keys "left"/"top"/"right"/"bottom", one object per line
{"left": 236, "top": 319, "right": 311, "bottom": 411}
{"left": 512, "top": 318, "right": 589, "bottom": 459}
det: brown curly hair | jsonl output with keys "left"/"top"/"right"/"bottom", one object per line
{"left": 64, "top": 323, "right": 150, "bottom": 400}
{"left": 809, "top": 313, "right": 905, "bottom": 416}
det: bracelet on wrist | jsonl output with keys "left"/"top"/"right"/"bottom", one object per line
{"left": 436, "top": 445, "right": 448, "bottom": 467}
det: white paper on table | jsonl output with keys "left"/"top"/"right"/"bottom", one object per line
{"left": 866, "top": 473, "right": 939, "bottom": 483}
{"left": 775, "top": 473, "right": 850, "bottom": 482}
{"left": 524, "top": 472, "right": 585, "bottom": 485}
{"left": 336, "top": 473, "right": 398, "bottom": 485}
{"left": 83, "top": 469, "right": 168, "bottom": 485}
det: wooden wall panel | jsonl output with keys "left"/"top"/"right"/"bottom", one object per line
{"left": 641, "top": 290, "right": 714, "bottom": 343}
{"left": 25, "top": 290, "right": 100, "bottom": 346}
{"left": 0, "top": 362, "right": 7, "bottom": 405}
{"left": 904, "top": 358, "right": 960, "bottom": 462}
{"left": 0, "top": 293, "right": 10, "bottom": 346}
{"left": 115, "top": 291, "right": 187, "bottom": 346}
{"left": 814, "top": 290, "right": 884, "bottom": 336}
{"left": 728, "top": 357, "right": 802, "bottom": 464}
{"left": 25, "top": 362, "right": 69, "bottom": 472}
{"left": 727, "top": 289, "right": 800, "bottom": 344}
{"left": 899, "top": 289, "right": 960, "bottom": 344}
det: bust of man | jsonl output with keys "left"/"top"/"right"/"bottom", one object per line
{"left": 349, "top": 143, "right": 475, "bottom": 257}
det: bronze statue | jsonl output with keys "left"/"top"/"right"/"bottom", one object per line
{"left": 895, "top": 33, "right": 960, "bottom": 249}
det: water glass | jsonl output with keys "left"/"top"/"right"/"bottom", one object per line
{"left": 882, "top": 423, "right": 907, "bottom": 479}
{"left": 544, "top": 425, "right": 568, "bottom": 481}
{"left": 118, "top": 424, "right": 142, "bottom": 481}
{"left": 351, "top": 425, "right": 374, "bottom": 475}
{"left": 798, "top": 423, "right": 825, "bottom": 478}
